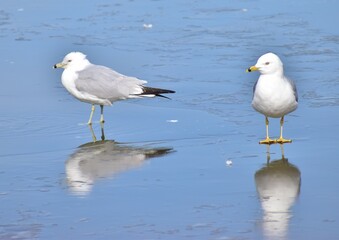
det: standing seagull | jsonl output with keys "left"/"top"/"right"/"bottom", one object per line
{"left": 247, "top": 53, "right": 298, "bottom": 144}
{"left": 54, "top": 52, "right": 175, "bottom": 125}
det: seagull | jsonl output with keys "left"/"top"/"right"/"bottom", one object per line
{"left": 246, "top": 53, "right": 298, "bottom": 144}
{"left": 54, "top": 52, "right": 175, "bottom": 125}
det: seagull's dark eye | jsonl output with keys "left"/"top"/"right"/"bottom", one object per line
{"left": 264, "top": 62, "right": 270, "bottom": 65}
{"left": 68, "top": 60, "right": 72, "bottom": 62}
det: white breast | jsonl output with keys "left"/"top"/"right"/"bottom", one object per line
{"left": 252, "top": 75, "right": 297, "bottom": 118}
{"left": 61, "top": 69, "right": 83, "bottom": 100}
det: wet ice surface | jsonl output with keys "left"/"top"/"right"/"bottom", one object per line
{"left": 1, "top": 0, "right": 339, "bottom": 239}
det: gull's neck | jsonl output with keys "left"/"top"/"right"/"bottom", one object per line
{"left": 69, "top": 59, "right": 91, "bottom": 72}
{"left": 261, "top": 69, "right": 284, "bottom": 79}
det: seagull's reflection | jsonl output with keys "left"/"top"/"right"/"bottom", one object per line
{"left": 66, "top": 124, "right": 173, "bottom": 196}
{"left": 255, "top": 145, "right": 301, "bottom": 240}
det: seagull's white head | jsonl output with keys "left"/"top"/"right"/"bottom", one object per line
{"left": 247, "top": 52, "right": 284, "bottom": 75}
{"left": 54, "top": 52, "right": 90, "bottom": 71}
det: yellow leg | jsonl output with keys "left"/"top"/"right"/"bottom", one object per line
{"left": 100, "top": 105, "right": 105, "bottom": 123}
{"left": 276, "top": 116, "right": 292, "bottom": 144}
{"left": 87, "top": 104, "right": 95, "bottom": 125}
{"left": 88, "top": 124, "right": 97, "bottom": 142}
{"left": 259, "top": 117, "right": 276, "bottom": 144}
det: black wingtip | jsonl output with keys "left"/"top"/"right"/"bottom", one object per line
{"left": 155, "top": 94, "right": 172, "bottom": 100}
{"left": 140, "top": 87, "right": 175, "bottom": 98}
{"left": 164, "top": 89, "right": 176, "bottom": 94}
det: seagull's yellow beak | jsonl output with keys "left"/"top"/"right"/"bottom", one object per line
{"left": 246, "top": 66, "right": 259, "bottom": 72}
{"left": 53, "top": 62, "right": 66, "bottom": 69}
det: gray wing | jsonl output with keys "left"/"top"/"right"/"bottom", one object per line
{"left": 75, "top": 64, "right": 147, "bottom": 100}
{"left": 286, "top": 77, "right": 298, "bottom": 102}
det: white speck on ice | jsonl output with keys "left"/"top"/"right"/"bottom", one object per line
{"left": 226, "top": 160, "right": 233, "bottom": 166}
{"left": 167, "top": 120, "right": 178, "bottom": 123}
{"left": 143, "top": 23, "right": 153, "bottom": 29}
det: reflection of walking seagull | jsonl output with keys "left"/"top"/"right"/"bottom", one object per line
{"left": 255, "top": 145, "right": 301, "bottom": 240}
{"left": 65, "top": 134, "right": 173, "bottom": 195}
{"left": 247, "top": 53, "right": 298, "bottom": 144}
{"left": 54, "top": 52, "right": 175, "bottom": 125}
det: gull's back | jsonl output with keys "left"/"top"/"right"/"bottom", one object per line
{"left": 75, "top": 64, "right": 147, "bottom": 102}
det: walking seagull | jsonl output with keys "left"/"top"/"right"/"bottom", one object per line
{"left": 247, "top": 53, "right": 298, "bottom": 144}
{"left": 54, "top": 52, "right": 175, "bottom": 125}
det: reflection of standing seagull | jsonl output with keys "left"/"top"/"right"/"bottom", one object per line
{"left": 247, "top": 53, "right": 298, "bottom": 144}
{"left": 66, "top": 140, "right": 173, "bottom": 195}
{"left": 54, "top": 52, "right": 175, "bottom": 125}
{"left": 255, "top": 145, "right": 301, "bottom": 240}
